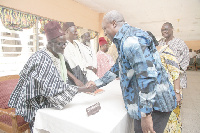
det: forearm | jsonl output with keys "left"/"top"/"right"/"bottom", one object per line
{"left": 86, "top": 66, "right": 97, "bottom": 73}
{"left": 95, "top": 71, "right": 117, "bottom": 88}
{"left": 174, "top": 76, "right": 180, "bottom": 91}
{"left": 48, "top": 84, "right": 78, "bottom": 109}
{"left": 67, "top": 70, "right": 78, "bottom": 82}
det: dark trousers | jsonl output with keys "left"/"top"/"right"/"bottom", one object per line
{"left": 134, "top": 110, "right": 171, "bottom": 133}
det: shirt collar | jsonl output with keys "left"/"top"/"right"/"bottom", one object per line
{"left": 113, "top": 23, "right": 130, "bottom": 45}
{"left": 113, "top": 23, "right": 130, "bottom": 51}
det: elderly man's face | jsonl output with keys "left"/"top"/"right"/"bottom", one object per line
{"left": 52, "top": 36, "right": 66, "bottom": 54}
{"left": 101, "top": 43, "right": 109, "bottom": 53}
{"left": 102, "top": 20, "right": 116, "bottom": 42}
{"left": 161, "top": 24, "right": 173, "bottom": 39}
{"left": 68, "top": 26, "right": 78, "bottom": 41}
{"left": 82, "top": 32, "right": 91, "bottom": 43}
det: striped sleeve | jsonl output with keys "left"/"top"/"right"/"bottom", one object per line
{"left": 47, "top": 85, "right": 78, "bottom": 109}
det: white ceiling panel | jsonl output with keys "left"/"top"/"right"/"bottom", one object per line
{"left": 74, "top": 0, "right": 200, "bottom": 41}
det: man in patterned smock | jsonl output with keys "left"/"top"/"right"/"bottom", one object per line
{"left": 159, "top": 22, "right": 189, "bottom": 90}
{"left": 86, "top": 10, "right": 177, "bottom": 133}
{"left": 8, "top": 21, "right": 96, "bottom": 132}
{"left": 147, "top": 31, "right": 182, "bottom": 133}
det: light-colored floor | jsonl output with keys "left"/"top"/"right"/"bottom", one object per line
{"left": 1, "top": 71, "right": 200, "bottom": 133}
{"left": 181, "top": 70, "right": 200, "bottom": 133}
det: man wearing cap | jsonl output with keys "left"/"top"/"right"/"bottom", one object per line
{"left": 62, "top": 22, "right": 89, "bottom": 85}
{"left": 8, "top": 21, "right": 96, "bottom": 132}
{"left": 96, "top": 37, "right": 115, "bottom": 78}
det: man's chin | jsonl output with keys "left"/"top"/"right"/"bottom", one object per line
{"left": 56, "top": 52, "right": 64, "bottom": 55}
{"left": 162, "top": 34, "right": 168, "bottom": 38}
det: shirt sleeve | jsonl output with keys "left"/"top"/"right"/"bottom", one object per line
{"left": 47, "top": 84, "right": 78, "bottom": 109}
{"left": 94, "top": 71, "right": 117, "bottom": 88}
{"left": 179, "top": 41, "right": 190, "bottom": 71}
{"left": 123, "top": 36, "right": 157, "bottom": 113}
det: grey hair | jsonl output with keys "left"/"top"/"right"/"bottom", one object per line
{"left": 163, "top": 22, "right": 173, "bottom": 29}
{"left": 103, "top": 10, "right": 125, "bottom": 23}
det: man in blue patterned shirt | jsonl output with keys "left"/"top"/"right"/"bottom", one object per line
{"left": 86, "top": 10, "right": 177, "bottom": 133}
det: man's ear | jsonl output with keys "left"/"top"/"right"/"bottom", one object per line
{"left": 112, "top": 20, "right": 117, "bottom": 28}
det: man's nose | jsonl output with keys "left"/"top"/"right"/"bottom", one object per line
{"left": 62, "top": 43, "right": 66, "bottom": 48}
{"left": 62, "top": 44, "right": 66, "bottom": 48}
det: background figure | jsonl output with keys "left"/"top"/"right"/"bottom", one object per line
{"left": 196, "top": 50, "right": 200, "bottom": 58}
{"left": 8, "top": 21, "right": 96, "bottom": 132}
{"left": 63, "top": 22, "right": 88, "bottom": 85}
{"left": 147, "top": 31, "right": 182, "bottom": 133}
{"left": 159, "top": 22, "right": 190, "bottom": 90}
{"left": 79, "top": 30, "right": 99, "bottom": 81}
{"left": 189, "top": 49, "right": 197, "bottom": 59}
{"left": 96, "top": 37, "right": 114, "bottom": 78}
{"left": 87, "top": 10, "right": 177, "bottom": 133}
{"left": 107, "top": 42, "right": 118, "bottom": 63}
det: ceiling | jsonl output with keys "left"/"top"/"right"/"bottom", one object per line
{"left": 74, "top": 0, "right": 200, "bottom": 41}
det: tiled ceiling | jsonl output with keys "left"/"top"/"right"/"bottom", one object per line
{"left": 74, "top": 0, "right": 200, "bottom": 41}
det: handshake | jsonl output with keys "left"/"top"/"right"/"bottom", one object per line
{"left": 77, "top": 81, "right": 97, "bottom": 93}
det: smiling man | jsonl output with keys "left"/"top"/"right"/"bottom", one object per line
{"left": 8, "top": 21, "right": 96, "bottom": 133}
{"left": 159, "top": 22, "right": 189, "bottom": 90}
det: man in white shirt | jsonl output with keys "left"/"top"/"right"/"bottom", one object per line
{"left": 63, "top": 22, "right": 98, "bottom": 83}
{"left": 62, "top": 22, "right": 88, "bottom": 85}
{"left": 189, "top": 49, "right": 197, "bottom": 58}
{"left": 79, "top": 30, "right": 98, "bottom": 81}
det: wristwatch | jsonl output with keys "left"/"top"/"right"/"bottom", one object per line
{"left": 141, "top": 112, "right": 151, "bottom": 117}
{"left": 175, "top": 89, "right": 180, "bottom": 94}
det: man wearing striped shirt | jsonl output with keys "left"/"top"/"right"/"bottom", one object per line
{"left": 8, "top": 21, "right": 96, "bottom": 132}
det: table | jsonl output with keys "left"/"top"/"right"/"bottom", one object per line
{"left": 33, "top": 80, "right": 133, "bottom": 133}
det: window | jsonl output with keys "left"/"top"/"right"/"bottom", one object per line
{"left": 0, "top": 6, "right": 99, "bottom": 76}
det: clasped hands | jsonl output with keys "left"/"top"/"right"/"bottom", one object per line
{"left": 78, "top": 81, "right": 97, "bottom": 93}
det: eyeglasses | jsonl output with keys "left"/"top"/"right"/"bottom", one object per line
{"left": 57, "top": 42, "right": 66, "bottom": 46}
{"left": 51, "top": 42, "right": 66, "bottom": 46}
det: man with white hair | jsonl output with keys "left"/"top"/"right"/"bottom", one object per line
{"left": 8, "top": 21, "right": 96, "bottom": 132}
{"left": 79, "top": 30, "right": 98, "bottom": 81}
{"left": 87, "top": 10, "right": 177, "bottom": 133}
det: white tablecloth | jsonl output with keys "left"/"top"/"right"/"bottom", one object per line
{"left": 33, "top": 80, "right": 133, "bottom": 133}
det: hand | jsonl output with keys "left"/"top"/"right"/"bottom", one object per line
{"left": 86, "top": 66, "right": 97, "bottom": 73}
{"left": 74, "top": 79, "right": 84, "bottom": 87}
{"left": 115, "top": 77, "right": 120, "bottom": 80}
{"left": 78, "top": 85, "right": 97, "bottom": 93}
{"left": 175, "top": 93, "right": 181, "bottom": 106}
{"left": 86, "top": 81, "right": 96, "bottom": 88}
{"left": 86, "top": 66, "right": 93, "bottom": 71}
{"left": 141, "top": 115, "right": 155, "bottom": 133}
